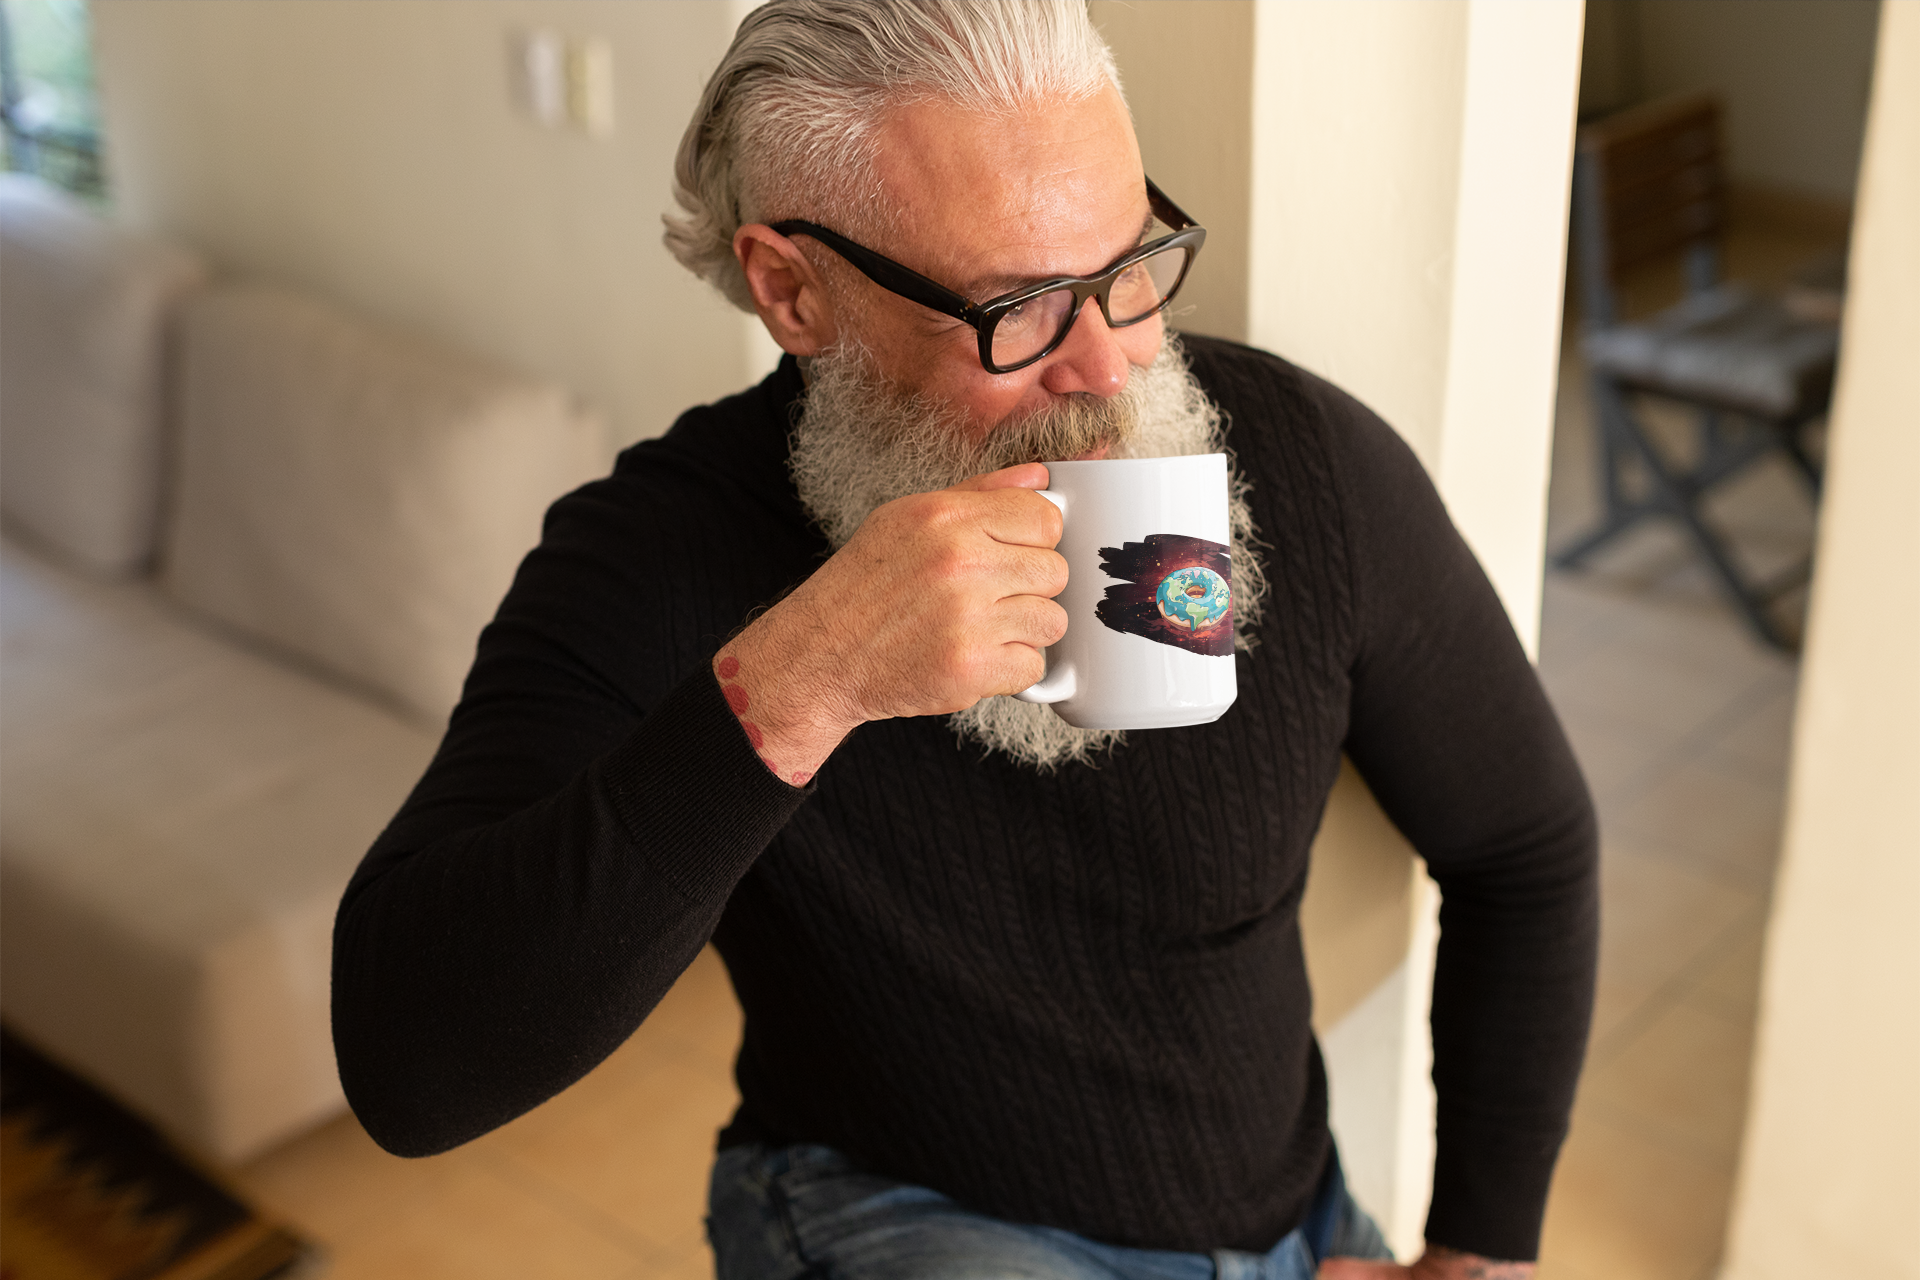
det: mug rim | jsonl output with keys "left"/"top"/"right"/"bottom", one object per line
{"left": 1041, "top": 451, "right": 1225, "bottom": 473}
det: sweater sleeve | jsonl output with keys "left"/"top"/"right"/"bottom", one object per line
{"left": 331, "top": 479, "right": 812, "bottom": 1158}
{"left": 1322, "top": 387, "right": 1600, "bottom": 1260}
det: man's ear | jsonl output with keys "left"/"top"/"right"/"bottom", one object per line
{"left": 734, "top": 225, "right": 837, "bottom": 357}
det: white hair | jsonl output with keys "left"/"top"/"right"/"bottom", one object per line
{"left": 665, "top": 0, "right": 1124, "bottom": 310}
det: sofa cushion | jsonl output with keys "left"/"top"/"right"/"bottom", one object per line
{"left": 0, "top": 537, "right": 440, "bottom": 1162}
{"left": 161, "top": 285, "right": 609, "bottom": 725}
{"left": 0, "top": 174, "right": 204, "bottom": 575}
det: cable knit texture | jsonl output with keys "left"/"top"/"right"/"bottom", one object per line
{"left": 332, "top": 336, "right": 1598, "bottom": 1262}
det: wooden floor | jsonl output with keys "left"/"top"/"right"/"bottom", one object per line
{"left": 232, "top": 221, "right": 1843, "bottom": 1279}
{"left": 238, "top": 949, "right": 740, "bottom": 1280}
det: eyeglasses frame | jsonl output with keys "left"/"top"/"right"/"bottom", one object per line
{"left": 768, "top": 178, "right": 1206, "bottom": 375}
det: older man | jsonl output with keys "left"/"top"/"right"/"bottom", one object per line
{"left": 331, "top": 4, "right": 1596, "bottom": 1279}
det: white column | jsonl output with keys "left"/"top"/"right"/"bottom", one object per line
{"left": 1437, "top": 0, "right": 1586, "bottom": 654}
{"left": 1719, "top": 4, "right": 1920, "bottom": 1275}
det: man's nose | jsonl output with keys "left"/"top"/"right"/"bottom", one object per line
{"left": 1037, "top": 297, "right": 1131, "bottom": 398}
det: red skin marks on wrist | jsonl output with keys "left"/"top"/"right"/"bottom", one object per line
{"left": 717, "top": 651, "right": 807, "bottom": 785}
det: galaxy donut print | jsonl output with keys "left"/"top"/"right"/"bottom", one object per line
{"left": 1094, "top": 534, "right": 1234, "bottom": 656}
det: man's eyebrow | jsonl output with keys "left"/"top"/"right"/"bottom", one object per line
{"left": 957, "top": 212, "right": 1159, "bottom": 301}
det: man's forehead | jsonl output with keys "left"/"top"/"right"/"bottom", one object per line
{"left": 947, "top": 209, "right": 1157, "bottom": 300}
{"left": 867, "top": 85, "right": 1149, "bottom": 293}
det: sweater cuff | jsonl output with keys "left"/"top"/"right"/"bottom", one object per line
{"left": 598, "top": 663, "right": 813, "bottom": 905}
{"left": 1422, "top": 1112, "right": 1568, "bottom": 1262}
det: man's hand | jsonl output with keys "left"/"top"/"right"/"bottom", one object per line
{"left": 1320, "top": 1247, "right": 1535, "bottom": 1280}
{"left": 712, "top": 463, "right": 1067, "bottom": 786}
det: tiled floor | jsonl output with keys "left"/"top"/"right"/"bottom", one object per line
{"left": 1530, "top": 217, "right": 1839, "bottom": 1280}
{"left": 231, "top": 222, "right": 1841, "bottom": 1278}
{"left": 1527, "top": 455, "right": 1796, "bottom": 1279}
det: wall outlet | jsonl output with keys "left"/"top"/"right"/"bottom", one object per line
{"left": 514, "top": 29, "right": 564, "bottom": 127}
{"left": 512, "top": 29, "right": 612, "bottom": 138}
{"left": 566, "top": 36, "right": 615, "bottom": 138}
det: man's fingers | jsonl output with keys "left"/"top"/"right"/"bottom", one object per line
{"left": 967, "top": 485, "right": 1063, "bottom": 550}
{"left": 989, "top": 594, "right": 1069, "bottom": 655}
{"left": 983, "top": 639, "right": 1050, "bottom": 699}
{"left": 997, "top": 546, "right": 1069, "bottom": 601}
{"left": 816, "top": 466, "right": 1075, "bottom": 721}
{"left": 952, "top": 462, "right": 1050, "bottom": 493}
{"left": 872, "top": 483, "right": 1060, "bottom": 549}
{"left": 981, "top": 636, "right": 1054, "bottom": 699}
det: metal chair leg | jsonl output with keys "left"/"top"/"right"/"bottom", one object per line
{"left": 1557, "top": 375, "right": 1803, "bottom": 651}
{"left": 1556, "top": 373, "right": 1659, "bottom": 568}
{"left": 1780, "top": 417, "right": 1824, "bottom": 498}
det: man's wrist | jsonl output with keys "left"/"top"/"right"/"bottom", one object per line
{"left": 713, "top": 610, "right": 862, "bottom": 787}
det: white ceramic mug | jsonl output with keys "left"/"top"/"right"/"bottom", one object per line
{"left": 1016, "top": 453, "right": 1237, "bottom": 730}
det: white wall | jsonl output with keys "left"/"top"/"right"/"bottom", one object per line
{"left": 1582, "top": 0, "right": 1881, "bottom": 201}
{"left": 91, "top": 0, "right": 753, "bottom": 448}
{"left": 1089, "top": 0, "right": 1255, "bottom": 344}
{"left": 1720, "top": 3, "right": 1920, "bottom": 1274}
{"left": 1640, "top": 0, "right": 1881, "bottom": 200}
{"left": 1578, "top": 0, "right": 1644, "bottom": 116}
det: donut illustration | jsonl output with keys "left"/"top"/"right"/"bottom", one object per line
{"left": 1154, "top": 565, "right": 1230, "bottom": 633}
{"left": 1095, "top": 534, "right": 1235, "bottom": 656}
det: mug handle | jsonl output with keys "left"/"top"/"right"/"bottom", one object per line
{"left": 1015, "top": 490, "right": 1075, "bottom": 705}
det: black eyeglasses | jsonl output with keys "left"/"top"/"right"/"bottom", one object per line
{"left": 771, "top": 178, "right": 1205, "bottom": 374}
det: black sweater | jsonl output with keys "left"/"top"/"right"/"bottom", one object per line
{"left": 332, "top": 336, "right": 1598, "bottom": 1261}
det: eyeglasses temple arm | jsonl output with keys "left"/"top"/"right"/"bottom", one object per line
{"left": 1145, "top": 177, "right": 1197, "bottom": 233}
{"left": 767, "top": 220, "right": 984, "bottom": 325}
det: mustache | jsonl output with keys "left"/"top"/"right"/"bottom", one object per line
{"left": 788, "top": 342, "right": 1151, "bottom": 550}
{"left": 969, "top": 395, "right": 1128, "bottom": 470}
{"left": 848, "top": 371, "right": 1136, "bottom": 474}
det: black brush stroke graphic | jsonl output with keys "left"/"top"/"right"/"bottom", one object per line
{"left": 1094, "top": 533, "right": 1233, "bottom": 656}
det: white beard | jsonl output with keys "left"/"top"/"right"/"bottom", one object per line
{"left": 789, "top": 335, "right": 1267, "bottom": 771}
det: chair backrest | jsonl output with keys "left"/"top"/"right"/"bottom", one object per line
{"left": 1572, "top": 92, "right": 1727, "bottom": 327}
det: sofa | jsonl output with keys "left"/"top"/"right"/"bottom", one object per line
{"left": 0, "top": 175, "right": 609, "bottom": 1164}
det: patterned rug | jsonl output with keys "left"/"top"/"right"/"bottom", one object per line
{"left": 0, "top": 1027, "right": 316, "bottom": 1280}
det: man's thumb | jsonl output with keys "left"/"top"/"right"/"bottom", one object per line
{"left": 953, "top": 462, "right": 1050, "bottom": 493}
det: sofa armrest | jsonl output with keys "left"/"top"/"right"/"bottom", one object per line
{"left": 0, "top": 175, "right": 205, "bottom": 575}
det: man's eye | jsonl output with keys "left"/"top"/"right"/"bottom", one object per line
{"left": 998, "top": 300, "right": 1047, "bottom": 335}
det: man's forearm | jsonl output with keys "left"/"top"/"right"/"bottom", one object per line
{"left": 332, "top": 665, "right": 804, "bottom": 1156}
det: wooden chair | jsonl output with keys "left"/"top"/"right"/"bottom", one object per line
{"left": 1557, "top": 93, "right": 1838, "bottom": 650}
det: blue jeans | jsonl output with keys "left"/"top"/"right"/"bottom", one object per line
{"left": 708, "top": 1143, "right": 1395, "bottom": 1280}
